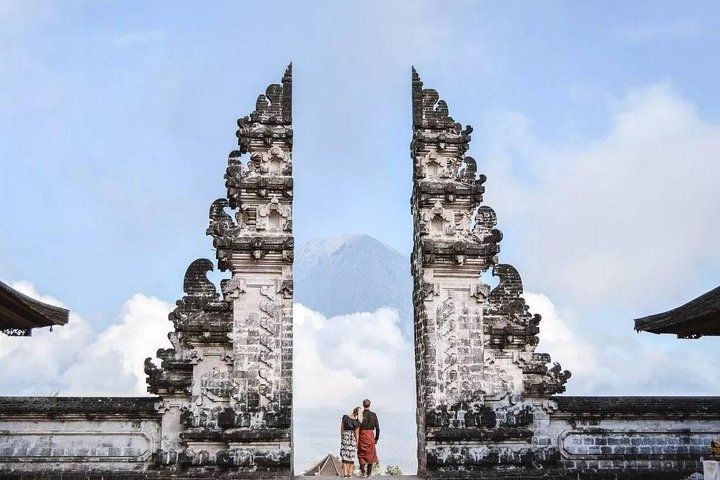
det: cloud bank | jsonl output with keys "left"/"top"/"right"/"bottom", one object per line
{"left": 483, "top": 83, "right": 719, "bottom": 308}
{"left": 294, "top": 303, "right": 415, "bottom": 412}
{"left": 0, "top": 281, "right": 171, "bottom": 396}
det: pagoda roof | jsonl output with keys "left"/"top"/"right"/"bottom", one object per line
{"left": 634, "top": 286, "right": 720, "bottom": 338}
{"left": 302, "top": 453, "right": 343, "bottom": 476}
{"left": 0, "top": 280, "right": 69, "bottom": 336}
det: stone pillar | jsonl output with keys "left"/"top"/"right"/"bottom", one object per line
{"left": 410, "top": 68, "right": 570, "bottom": 477}
{"left": 146, "top": 65, "right": 293, "bottom": 478}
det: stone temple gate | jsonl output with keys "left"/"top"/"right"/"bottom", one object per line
{"left": 1, "top": 65, "right": 719, "bottom": 479}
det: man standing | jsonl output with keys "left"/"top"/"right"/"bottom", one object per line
{"left": 357, "top": 398, "right": 380, "bottom": 477}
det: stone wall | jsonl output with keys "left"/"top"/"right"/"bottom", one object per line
{"left": 419, "top": 396, "right": 720, "bottom": 479}
{"left": 548, "top": 396, "right": 720, "bottom": 477}
{"left": 0, "top": 397, "right": 160, "bottom": 477}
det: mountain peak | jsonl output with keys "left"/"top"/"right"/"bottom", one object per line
{"left": 300, "top": 233, "right": 396, "bottom": 255}
{"left": 297, "top": 234, "right": 403, "bottom": 267}
{"left": 294, "top": 234, "right": 412, "bottom": 333}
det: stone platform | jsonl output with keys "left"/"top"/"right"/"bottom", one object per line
{"left": 295, "top": 477, "right": 422, "bottom": 480}
{"left": 0, "top": 474, "right": 705, "bottom": 480}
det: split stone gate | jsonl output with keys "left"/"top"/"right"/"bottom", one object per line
{"left": 1, "top": 65, "right": 719, "bottom": 479}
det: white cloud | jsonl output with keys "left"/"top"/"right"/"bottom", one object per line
{"left": 484, "top": 82, "right": 720, "bottom": 307}
{"left": 0, "top": 281, "right": 171, "bottom": 396}
{"left": 294, "top": 304, "right": 364, "bottom": 408}
{"left": 525, "top": 290, "right": 720, "bottom": 396}
{"left": 294, "top": 304, "right": 415, "bottom": 413}
{"left": 527, "top": 291, "right": 596, "bottom": 377}
{"left": 63, "top": 294, "right": 173, "bottom": 395}
{"left": 617, "top": 20, "right": 703, "bottom": 42}
{"left": 0, "top": 286, "right": 416, "bottom": 404}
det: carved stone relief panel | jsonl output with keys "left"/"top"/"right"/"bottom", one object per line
{"left": 247, "top": 146, "right": 292, "bottom": 176}
{"left": 256, "top": 198, "right": 291, "bottom": 233}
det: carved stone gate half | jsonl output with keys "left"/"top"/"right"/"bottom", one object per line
{"left": 409, "top": 69, "right": 570, "bottom": 477}
{"left": 145, "top": 64, "right": 295, "bottom": 476}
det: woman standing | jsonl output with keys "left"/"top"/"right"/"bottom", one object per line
{"left": 339, "top": 406, "right": 362, "bottom": 477}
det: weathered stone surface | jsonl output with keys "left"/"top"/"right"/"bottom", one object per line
{"left": 546, "top": 396, "right": 720, "bottom": 477}
{"left": 408, "top": 68, "right": 720, "bottom": 479}
{"left": 0, "top": 397, "right": 161, "bottom": 475}
{"left": 0, "top": 397, "right": 159, "bottom": 416}
{"left": 410, "top": 67, "right": 570, "bottom": 478}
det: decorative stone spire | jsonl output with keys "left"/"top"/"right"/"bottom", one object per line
{"left": 146, "top": 65, "right": 293, "bottom": 476}
{"left": 411, "top": 67, "right": 473, "bottom": 151}
{"left": 410, "top": 68, "right": 570, "bottom": 477}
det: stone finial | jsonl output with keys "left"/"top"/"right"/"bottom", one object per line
{"left": 412, "top": 67, "right": 455, "bottom": 129}
{"left": 250, "top": 63, "right": 292, "bottom": 126}
{"left": 411, "top": 67, "right": 472, "bottom": 154}
{"left": 182, "top": 258, "right": 218, "bottom": 301}
{"left": 411, "top": 67, "right": 472, "bottom": 134}
{"left": 235, "top": 64, "right": 294, "bottom": 154}
{"left": 209, "top": 198, "right": 232, "bottom": 225}
{"left": 474, "top": 206, "right": 504, "bottom": 246}
{"left": 490, "top": 264, "right": 525, "bottom": 300}
{"left": 207, "top": 198, "right": 238, "bottom": 245}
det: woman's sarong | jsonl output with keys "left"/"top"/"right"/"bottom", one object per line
{"left": 340, "top": 430, "right": 357, "bottom": 463}
{"left": 357, "top": 429, "right": 378, "bottom": 465}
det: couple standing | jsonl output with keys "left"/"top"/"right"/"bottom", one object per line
{"left": 339, "top": 399, "right": 380, "bottom": 477}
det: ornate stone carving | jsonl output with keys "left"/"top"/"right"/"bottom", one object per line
{"left": 235, "top": 64, "right": 293, "bottom": 156}
{"left": 221, "top": 276, "right": 246, "bottom": 299}
{"left": 182, "top": 258, "right": 219, "bottom": 302}
{"left": 412, "top": 67, "right": 473, "bottom": 151}
{"left": 473, "top": 205, "right": 503, "bottom": 246}
{"left": 247, "top": 146, "right": 292, "bottom": 176}
{"left": 201, "top": 368, "right": 233, "bottom": 399}
{"left": 256, "top": 197, "right": 291, "bottom": 232}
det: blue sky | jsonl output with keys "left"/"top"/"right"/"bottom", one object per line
{"left": 1, "top": 0, "right": 719, "bottom": 387}
{"left": 2, "top": 1, "right": 720, "bottom": 471}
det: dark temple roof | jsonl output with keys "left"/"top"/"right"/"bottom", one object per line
{"left": 303, "top": 453, "right": 343, "bottom": 476}
{"left": 0, "top": 280, "right": 69, "bottom": 336}
{"left": 634, "top": 286, "right": 720, "bottom": 338}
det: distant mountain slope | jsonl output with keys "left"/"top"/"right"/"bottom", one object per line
{"left": 294, "top": 234, "right": 413, "bottom": 334}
